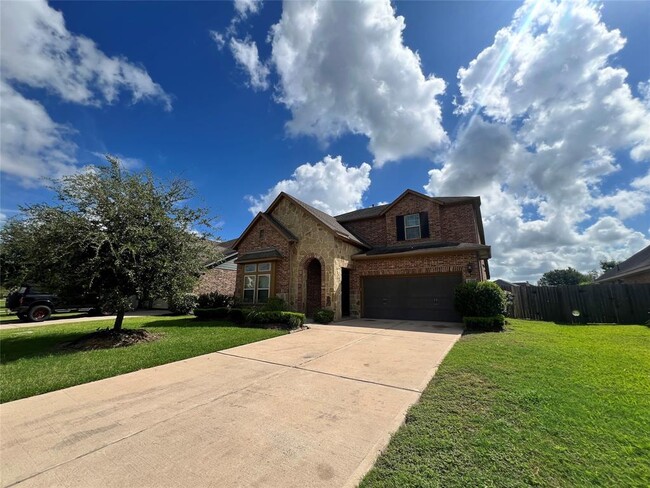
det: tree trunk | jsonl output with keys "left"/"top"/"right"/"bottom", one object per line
{"left": 113, "top": 308, "right": 125, "bottom": 331}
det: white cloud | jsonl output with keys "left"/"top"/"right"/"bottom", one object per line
{"left": 215, "top": 0, "right": 448, "bottom": 165}
{"left": 234, "top": 0, "right": 262, "bottom": 20}
{"left": 427, "top": 0, "right": 650, "bottom": 282}
{"left": 0, "top": 0, "right": 170, "bottom": 185}
{"left": 266, "top": 0, "right": 447, "bottom": 166}
{"left": 210, "top": 30, "right": 226, "bottom": 50}
{"left": 247, "top": 155, "right": 371, "bottom": 215}
{"left": 640, "top": 79, "right": 650, "bottom": 108}
{"left": 229, "top": 38, "right": 270, "bottom": 91}
{"left": 0, "top": 0, "right": 171, "bottom": 110}
{"left": 0, "top": 80, "right": 78, "bottom": 185}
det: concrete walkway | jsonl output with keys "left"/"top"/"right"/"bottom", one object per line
{"left": 0, "top": 319, "right": 463, "bottom": 488}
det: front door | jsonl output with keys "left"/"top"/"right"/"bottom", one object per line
{"left": 341, "top": 268, "right": 350, "bottom": 316}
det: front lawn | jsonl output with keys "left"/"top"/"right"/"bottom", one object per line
{"left": 0, "top": 316, "right": 286, "bottom": 403}
{"left": 362, "top": 320, "right": 650, "bottom": 487}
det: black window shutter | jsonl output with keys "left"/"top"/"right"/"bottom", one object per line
{"left": 419, "top": 212, "right": 430, "bottom": 238}
{"left": 396, "top": 215, "right": 405, "bottom": 241}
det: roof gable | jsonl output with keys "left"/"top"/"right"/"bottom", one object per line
{"left": 232, "top": 211, "right": 298, "bottom": 250}
{"left": 266, "top": 192, "right": 368, "bottom": 248}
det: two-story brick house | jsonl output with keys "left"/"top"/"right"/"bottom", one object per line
{"left": 232, "top": 189, "right": 491, "bottom": 322}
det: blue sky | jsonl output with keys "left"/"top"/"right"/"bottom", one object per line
{"left": 1, "top": 0, "right": 649, "bottom": 282}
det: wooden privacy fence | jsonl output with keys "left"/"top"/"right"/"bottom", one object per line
{"left": 511, "top": 284, "right": 650, "bottom": 324}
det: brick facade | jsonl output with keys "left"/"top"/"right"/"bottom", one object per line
{"left": 194, "top": 268, "right": 236, "bottom": 296}
{"left": 374, "top": 194, "right": 480, "bottom": 246}
{"left": 233, "top": 191, "right": 490, "bottom": 321}
{"left": 441, "top": 203, "right": 480, "bottom": 243}
{"left": 234, "top": 217, "right": 292, "bottom": 301}
{"left": 342, "top": 216, "right": 387, "bottom": 246}
{"left": 384, "top": 193, "right": 443, "bottom": 245}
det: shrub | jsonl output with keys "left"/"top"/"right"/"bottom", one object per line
{"left": 246, "top": 310, "right": 305, "bottom": 329}
{"left": 454, "top": 281, "right": 506, "bottom": 317}
{"left": 197, "top": 292, "right": 234, "bottom": 309}
{"left": 168, "top": 293, "right": 197, "bottom": 315}
{"left": 193, "top": 307, "right": 229, "bottom": 320}
{"left": 463, "top": 315, "right": 506, "bottom": 332}
{"left": 313, "top": 308, "right": 335, "bottom": 324}
{"left": 227, "top": 308, "right": 246, "bottom": 324}
{"left": 262, "top": 297, "right": 287, "bottom": 312}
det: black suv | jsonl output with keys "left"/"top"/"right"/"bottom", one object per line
{"left": 6, "top": 285, "right": 100, "bottom": 322}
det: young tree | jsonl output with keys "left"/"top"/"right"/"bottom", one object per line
{"left": 537, "top": 267, "right": 593, "bottom": 286}
{"left": 0, "top": 156, "right": 218, "bottom": 330}
{"left": 600, "top": 260, "right": 621, "bottom": 272}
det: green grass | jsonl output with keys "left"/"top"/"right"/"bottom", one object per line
{"left": 361, "top": 320, "right": 650, "bottom": 488}
{"left": 0, "top": 316, "right": 286, "bottom": 403}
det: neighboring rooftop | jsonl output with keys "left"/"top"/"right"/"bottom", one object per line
{"left": 595, "top": 245, "right": 650, "bottom": 283}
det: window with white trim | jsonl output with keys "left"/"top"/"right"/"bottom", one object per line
{"left": 243, "top": 262, "right": 273, "bottom": 303}
{"left": 404, "top": 213, "right": 421, "bottom": 240}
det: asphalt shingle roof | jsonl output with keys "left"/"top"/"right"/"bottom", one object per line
{"left": 596, "top": 245, "right": 650, "bottom": 282}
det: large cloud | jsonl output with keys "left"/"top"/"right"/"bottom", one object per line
{"left": 0, "top": 0, "right": 171, "bottom": 184}
{"left": 270, "top": 0, "right": 447, "bottom": 166}
{"left": 0, "top": 0, "right": 171, "bottom": 109}
{"left": 427, "top": 0, "right": 650, "bottom": 282}
{"left": 247, "top": 155, "right": 371, "bottom": 215}
{"left": 0, "top": 80, "right": 78, "bottom": 186}
{"left": 216, "top": 0, "right": 447, "bottom": 166}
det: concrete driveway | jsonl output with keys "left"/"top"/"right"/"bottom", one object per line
{"left": 0, "top": 319, "right": 462, "bottom": 488}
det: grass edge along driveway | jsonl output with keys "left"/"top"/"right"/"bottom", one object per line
{"left": 0, "top": 316, "right": 286, "bottom": 403}
{"left": 361, "top": 319, "right": 650, "bottom": 488}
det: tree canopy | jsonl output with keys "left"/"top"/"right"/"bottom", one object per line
{"left": 0, "top": 156, "right": 218, "bottom": 329}
{"left": 599, "top": 260, "right": 621, "bottom": 273}
{"left": 537, "top": 267, "right": 596, "bottom": 286}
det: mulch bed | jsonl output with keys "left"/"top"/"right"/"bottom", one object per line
{"left": 57, "top": 328, "right": 160, "bottom": 351}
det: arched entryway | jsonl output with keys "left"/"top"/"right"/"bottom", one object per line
{"left": 305, "top": 258, "right": 322, "bottom": 317}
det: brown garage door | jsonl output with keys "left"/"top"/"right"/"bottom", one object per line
{"left": 363, "top": 274, "right": 463, "bottom": 322}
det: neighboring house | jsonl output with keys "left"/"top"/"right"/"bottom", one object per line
{"left": 494, "top": 279, "right": 517, "bottom": 292}
{"left": 595, "top": 245, "right": 650, "bottom": 284}
{"left": 232, "top": 189, "right": 491, "bottom": 322}
{"left": 194, "top": 238, "right": 238, "bottom": 296}
{"left": 494, "top": 279, "right": 531, "bottom": 292}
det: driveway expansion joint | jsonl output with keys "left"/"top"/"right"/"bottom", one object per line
{"left": 217, "top": 351, "right": 422, "bottom": 394}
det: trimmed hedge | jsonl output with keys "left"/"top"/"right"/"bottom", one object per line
{"left": 454, "top": 281, "right": 506, "bottom": 317}
{"left": 313, "top": 309, "right": 335, "bottom": 324}
{"left": 196, "top": 293, "right": 234, "bottom": 309}
{"left": 193, "top": 307, "right": 305, "bottom": 329}
{"left": 193, "top": 307, "right": 230, "bottom": 320}
{"left": 463, "top": 315, "right": 506, "bottom": 332}
{"left": 246, "top": 310, "right": 305, "bottom": 329}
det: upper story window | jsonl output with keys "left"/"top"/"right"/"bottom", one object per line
{"left": 404, "top": 214, "right": 421, "bottom": 240}
{"left": 396, "top": 212, "right": 430, "bottom": 241}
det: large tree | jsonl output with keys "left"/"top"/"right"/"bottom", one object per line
{"left": 537, "top": 267, "right": 595, "bottom": 286}
{"left": 0, "top": 156, "right": 218, "bottom": 330}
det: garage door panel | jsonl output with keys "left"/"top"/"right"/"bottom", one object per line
{"left": 363, "top": 275, "right": 462, "bottom": 322}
